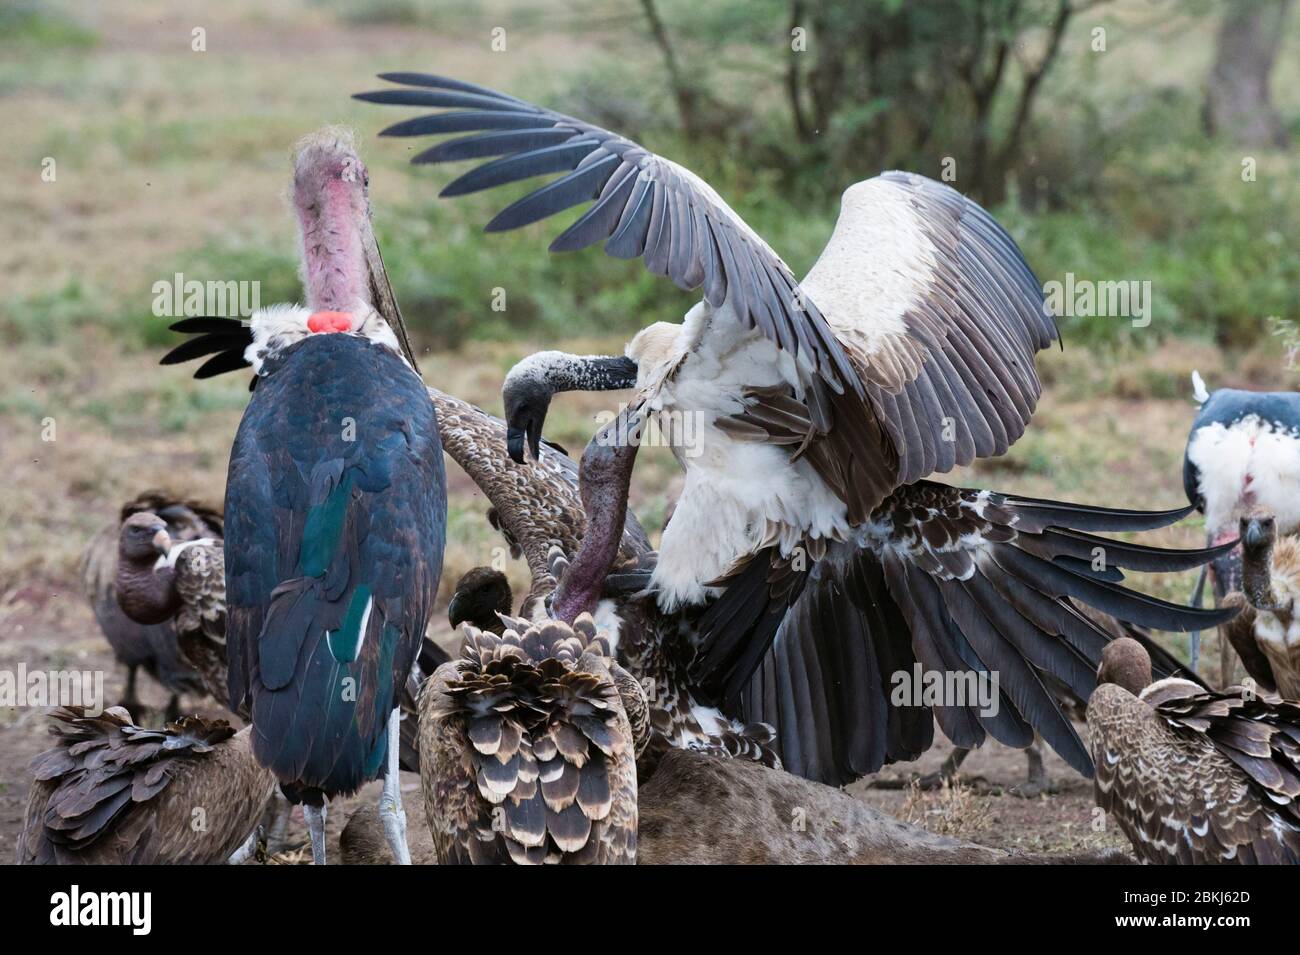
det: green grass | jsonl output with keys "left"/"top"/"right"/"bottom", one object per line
{"left": 0, "top": 2, "right": 97, "bottom": 51}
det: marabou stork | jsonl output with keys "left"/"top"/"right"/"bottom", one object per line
{"left": 79, "top": 493, "right": 223, "bottom": 720}
{"left": 1087, "top": 637, "right": 1300, "bottom": 864}
{"left": 1184, "top": 372, "right": 1300, "bottom": 680}
{"left": 354, "top": 74, "right": 1233, "bottom": 786}
{"left": 164, "top": 129, "right": 446, "bottom": 865}
{"left": 111, "top": 499, "right": 444, "bottom": 781}
{"left": 18, "top": 706, "right": 275, "bottom": 865}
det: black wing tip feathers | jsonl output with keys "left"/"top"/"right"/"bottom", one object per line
{"left": 358, "top": 70, "right": 863, "bottom": 390}
{"left": 160, "top": 316, "right": 254, "bottom": 379}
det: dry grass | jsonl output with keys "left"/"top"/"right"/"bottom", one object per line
{"left": 900, "top": 778, "right": 994, "bottom": 838}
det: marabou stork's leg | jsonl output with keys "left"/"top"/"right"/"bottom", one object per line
{"left": 923, "top": 747, "right": 970, "bottom": 787}
{"left": 869, "top": 746, "right": 980, "bottom": 790}
{"left": 378, "top": 707, "right": 411, "bottom": 865}
{"left": 163, "top": 693, "right": 181, "bottom": 724}
{"left": 304, "top": 803, "right": 328, "bottom": 865}
{"left": 264, "top": 790, "right": 293, "bottom": 855}
{"left": 227, "top": 824, "right": 265, "bottom": 865}
{"left": 1187, "top": 562, "right": 1208, "bottom": 675}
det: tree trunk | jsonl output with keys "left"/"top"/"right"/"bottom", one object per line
{"left": 640, "top": 0, "right": 701, "bottom": 141}
{"left": 1204, "top": 0, "right": 1293, "bottom": 149}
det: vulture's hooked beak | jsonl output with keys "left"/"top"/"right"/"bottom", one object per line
{"left": 152, "top": 526, "right": 172, "bottom": 555}
{"left": 1242, "top": 515, "right": 1274, "bottom": 553}
{"left": 447, "top": 590, "right": 469, "bottom": 629}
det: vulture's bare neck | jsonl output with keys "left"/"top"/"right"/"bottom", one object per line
{"left": 115, "top": 554, "right": 179, "bottom": 625}
{"left": 552, "top": 407, "right": 643, "bottom": 623}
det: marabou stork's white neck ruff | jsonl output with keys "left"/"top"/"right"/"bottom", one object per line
{"left": 1184, "top": 371, "right": 1300, "bottom": 545}
{"left": 242, "top": 302, "right": 408, "bottom": 376}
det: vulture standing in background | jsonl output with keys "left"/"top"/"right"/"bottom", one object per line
{"left": 114, "top": 511, "right": 229, "bottom": 705}
{"left": 163, "top": 129, "right": 446, "bottom": 865}
{"left": 420, "top": 612, "right": 644, "bottom": 864}
{"left": 109, "top": 497, "right": 447, "bottom": 776}
{"left": 1087, "top": 637, "right": 1300, "bottom": 864}
{"left": 78, "top": 493, "right": 222, "bottom": 720}
{"left": 355, "top": 73, "right": 1234, "bottom": 787}
{"left": 1183, "top": 372, "right": 1300, "bottom": 681}
{"left": 17, "top": 706, "right": 275, "bottom": 865}
{"left": 1219, "top": 511, "right": 1300, "bottom": 699}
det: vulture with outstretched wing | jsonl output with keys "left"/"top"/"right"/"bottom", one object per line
{"left": 353, "top": 74, "right": 1234, "bottom": 785}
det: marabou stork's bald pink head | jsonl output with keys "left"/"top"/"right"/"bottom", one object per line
{"left": 240, "top": 128, "right": 418, "bottom": 377}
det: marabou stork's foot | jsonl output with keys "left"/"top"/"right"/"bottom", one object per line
{"left": 379, "top": 707, "right": 411, "bottom": 865}
{"left": 1008, "top": 742, "right": 1056, "bottom": 799}
{"left": 1008, "top": 778, "right": 1057, "bottom": 799}
{"left": 227, "top": 824, "right": 266, "bottom": 865}
{"left": 304, "top": 803, "right": 328, "bottom": 865}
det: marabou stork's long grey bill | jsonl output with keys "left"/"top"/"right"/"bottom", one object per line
{"left": 361, "top": 220, "right": 419, "bottom": 375}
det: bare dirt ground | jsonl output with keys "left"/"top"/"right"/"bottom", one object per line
{"left": 0, "top": 585, "right": 1129, "bottom": 863}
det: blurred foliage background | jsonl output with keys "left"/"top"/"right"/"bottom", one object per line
{"left": 2, "top": 0, "right": 1296, "bottom": 353}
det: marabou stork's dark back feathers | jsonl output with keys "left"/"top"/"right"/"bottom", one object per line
{"left": 225, "top": 333, "right": 446, "bottom": 801}
{"left": 697, "top": 481, "right": 1234, "bottom": 784}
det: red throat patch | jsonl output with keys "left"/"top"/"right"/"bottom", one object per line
{"left": 307, "top": 311, "right": 353, "bottom": 334}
